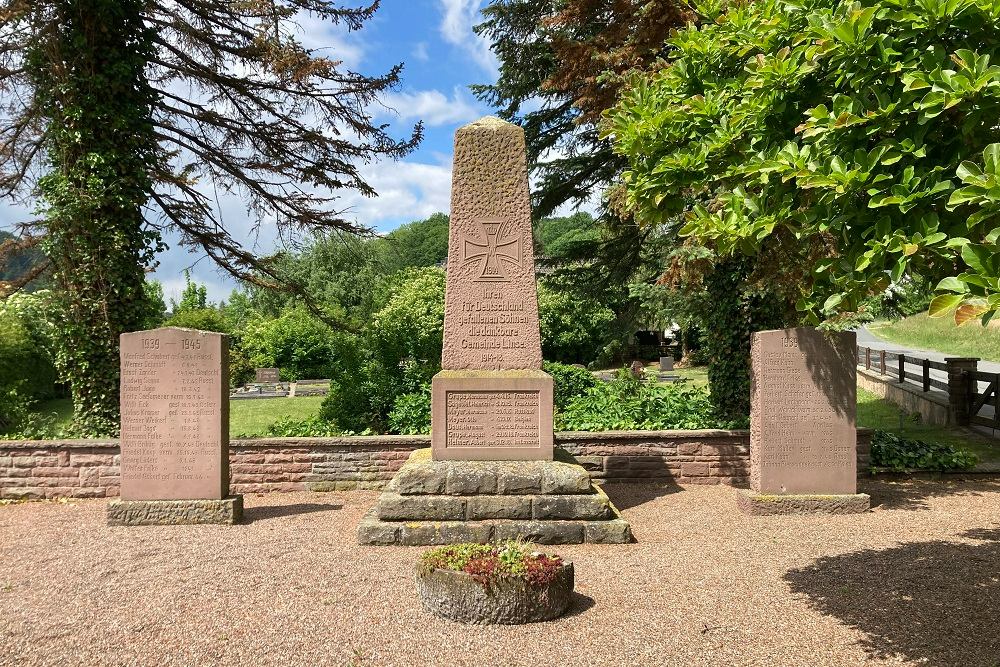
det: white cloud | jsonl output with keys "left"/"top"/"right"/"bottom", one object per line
{"left": 437, "top": 0, "right": 498, "bottom": 76}
{"left": 377, "top": 87, "right": 482, "bottom": 127}
{"left": 295, "top": 12, "right": 366, "bottom": 69}
{"left": 412, "top": 41, "right": 430, "bottom": 62}
{"left": 339, "top": 158, "right": 453, "bottom": 232}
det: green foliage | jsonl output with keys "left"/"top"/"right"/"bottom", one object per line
{"left": 262, "top": 415, "right": 348, "bottom": 437}
{"left": 379, "top": 213, "right": 450, "bottom": 274}
{"left": 241, "top": 307, "right": 341, "bottom": 381}
{"left": 537, "top": 282, "right": 616, "bottom": 364}
{"left": 543, "top": 361, "right": 599, "bottom": 411}
{"left": 870, "top": 430, "right": 977, "bottom": 472}
{"left": 321, "top": 268, "right": 445, "bottom": 433}
{"left": 29, "top": 0, "right": 160, "bottom": 436}
{"left": 607, "top": 0, "right": 1000, "bottom": 325}
{"left": 165, "top": 308, "right": 230, "bottom": 335}
{"left": 420, "top": 541, "right": 565, "bottom": 587}
{"left": 140, "top": 280, "right": 167, "bottom": 330}
{"left": 387, "top": 388, "right": 432, "bottom": 435}
{"left": 0, "top": 291, "right": 60, "bottom": 403}
{"left": 171, "top": 270, "right": 209, "bottom": 313}
{"left": 556, "top": 370, "right": 748, "bottom": 431}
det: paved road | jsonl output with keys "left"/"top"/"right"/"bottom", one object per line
{"left": 856, "top": 326, "right": 999, "bottom": 436}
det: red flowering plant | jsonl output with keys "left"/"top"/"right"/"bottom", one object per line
{"left": 419, "top": 541, "right": 564, "bottom": 587}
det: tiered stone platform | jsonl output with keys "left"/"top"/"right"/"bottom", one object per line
{"left": 358, "top": 449, "right": 632, "bottom": 545}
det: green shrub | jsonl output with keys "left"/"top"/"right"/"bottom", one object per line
{"left": 388, "top": 387, "right": 431, "bottom": 435}
{"left": 262, "top": 415, "right": 350, "bottom": 437}
{"left": 870, "top": 430, "right": 977, "bottom": 472}
{"left": 241, "top": 307, "right": 340, "bottom": 381}
{"left": 557, "top": 373, "right": 747, "bottom": 431}
{"left": 0, "top": 292, "right": 60, "bottom": 402}
{"left": 321, "top": 268, "right": 444, "bottom": 433}
{"left": 165, "top": 307, "right": 230, "bottom": 334}
{"left": 543, "top": 361, "right": 598, "bottom": 411}
{"left": 537, "top": 282, "right": 615, "bottom": 364}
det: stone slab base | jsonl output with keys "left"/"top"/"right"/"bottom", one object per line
{"left": 359, "top": 448, "right": 632, "bottom": 545}
{"left": 358, "top": 508, "right": 632, "bottom": 545}
{"left": 736, "top": 489, "right": 870, "bottom": 516}
{"left": 107, "top": 496, "right": 243, "bottom": 526}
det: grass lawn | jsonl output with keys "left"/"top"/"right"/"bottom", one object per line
{"left": 868, "top": 313, "right": 1000, "bottom": 362}
{"left": 20, "top": 395, "right": 327, "bottom": 439}
{"left": 857, "top": 387, "right": 1000, "bottom": 467}
{"left": 229, "top": 395, "right": 325, "bottom": 437}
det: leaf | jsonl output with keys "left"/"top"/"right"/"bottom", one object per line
{"left": 902, "top": 243, "right": 918, "bottom": 256}
{"left": 935, "top": 276, "right": 968, "bottom": 293}
{"left": 823, "top": 293, "right": 844, "bottom": 312}
{"left": 928, "top": 293, "right": 963, "bottom": 317}
{"left": 955, "top": 302, "right": 989, "bottom": 326}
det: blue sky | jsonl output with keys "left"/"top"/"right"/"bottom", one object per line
{"left": 1, "top": 1, "right": 504, "bottom": 303}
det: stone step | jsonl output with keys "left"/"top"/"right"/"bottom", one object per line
{"left": 376, "top": 486, "right": 613, "bottom": 522}
{"left": 358, "top": 508, "right": 632, "bottom": 546}
{"left": 393, "top": 448, "right": 592, "bottom": 496}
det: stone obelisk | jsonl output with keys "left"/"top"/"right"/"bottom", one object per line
{"left": 430, "top": 117, "right": 554, "bottom": 461}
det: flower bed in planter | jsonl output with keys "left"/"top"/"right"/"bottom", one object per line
{"left": 415, "top": 542, "right": 575, "bottom": 625}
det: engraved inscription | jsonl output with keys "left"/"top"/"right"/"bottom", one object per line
{"left": 751, "top": 328, "right": 856, "bottom": 495}
{"left": 119, "top": 328, "right": 226, "bottom": 499}
{"left": 446, "top": 390, "right": 540, "bottom": 448}
{"left": 460, "top": 218, "right": 522, "bottom": 282}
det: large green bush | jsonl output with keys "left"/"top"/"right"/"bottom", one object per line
{"left": 241, "top": 307, "right": 341, "bottom": 381}
{"left": 320, "top": 268, "right": 445, "bottom": 433}
{"left": 607, "top": 0, "right": 1000, "bottom": 325}
{"left": 870, "top": 430, "right": 977, "bottom": 471}
{"left": 543, "top": 361, "right": 599, "bottom": 411}
{"left": 537, "top": 282, "right": 616, "bottom": 364}
{"left": 0, "top": 291, "right": 60, "bottom": 402}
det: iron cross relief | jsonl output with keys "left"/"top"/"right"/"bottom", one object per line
{"left": 461, "top": 218, "right": 522, "bottom": 282}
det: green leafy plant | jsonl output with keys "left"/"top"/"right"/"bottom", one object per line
{"left": 543, "top": 361, "right": 599, "bottom": 411}
{"left": 870, "top": 430, "right": 978, "bottom": 472}
{"left": 419, "top": 541, "right": 564, "bottom": 587}
{"left": 606, "top": 0, "right": 1000, "bottom": 325}
{"left": 387, "top": 388, "right": 432, "bottom": 435}
{"left": 557, "top": 371, "right": 748, "bottom": 431}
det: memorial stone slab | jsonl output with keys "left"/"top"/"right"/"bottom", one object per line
{"left": 118, "top": 327, "right": 230, "bottom": 501}
{"left": 255, "top": 367, "right": 280, "bottom": 383}
{"left": 432, "top": 117, "right": 553, "bottom": 461}
{"left": 749, "top": 327, "right": 859, "bottom": 496}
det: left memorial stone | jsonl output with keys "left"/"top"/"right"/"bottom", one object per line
{"left": 108, "top": 327, "right": 242, "bottom": 526}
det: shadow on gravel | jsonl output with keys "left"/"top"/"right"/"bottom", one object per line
{"left": 561, "top": 592, "right": 596, "bottom": 620}
{"left": 601, "top": 481, "right": 683, "bottom": 512}
{"left": 785, "top": 527, "right": 1000, "bottom": 666}
{"left": 243, "top": 502, "right": 343, "bottom": 523}
{"left": 862, "top": 479, "right": 998, "bottom": 511}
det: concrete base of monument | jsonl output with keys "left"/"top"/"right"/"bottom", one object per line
{"left": 107, "top": 495, "right": 244, "bottom": 526}
{"left": 357, "top": 449, "right": 633, "bottom": 545}
{"left": 735, "top": 489, "right": 870, "bottom": 516}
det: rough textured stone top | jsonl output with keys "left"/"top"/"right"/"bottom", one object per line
{"left": 441, "top": 116, "right": 542, "bottom": 371}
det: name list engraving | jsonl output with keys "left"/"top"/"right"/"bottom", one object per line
{"left": 446, "top": 390, "right": 540, "bottom": 449}
{"left": 120, "top": 329, "right": 225, "bottom": 499}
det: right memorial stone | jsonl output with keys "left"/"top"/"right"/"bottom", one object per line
{"left": 737, "top": 327, "right": 870, "bottom": 515}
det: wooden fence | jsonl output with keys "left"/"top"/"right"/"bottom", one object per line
{"left": 857, "top": 345, "right": 999, "bottom": 431}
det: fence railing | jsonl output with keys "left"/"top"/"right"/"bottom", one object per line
{"left": 857, "top": 345, "right": 998, "bottom": 433}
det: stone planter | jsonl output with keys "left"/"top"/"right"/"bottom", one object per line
{"left": 415, "top": 559, "right": 575, "bottom": 624}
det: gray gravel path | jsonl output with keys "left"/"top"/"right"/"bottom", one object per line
{"left": 2, "top": 481, "right": 1000, "bottom": 667}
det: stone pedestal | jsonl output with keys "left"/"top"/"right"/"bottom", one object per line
{"left": 431, "top": 370, "right": 554, "bottom": 461}
{"left": 111, "top": 327, "right": 242, "bottom": 525}
{"left": 107, "top": 496, "right": 243, "bottom": 526}
{"left": 738, "top": 327, "right": 868, "bottom": 515}
{"left": 358, "top": 449, "right": 632, "bottom": 545}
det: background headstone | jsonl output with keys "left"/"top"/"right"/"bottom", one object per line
{"left": 432, "top": 117, "right": 553, "bottom": 461}
{"left": 255, "top": 367, "right": 280, "bottom": 383}
{"left": 750, "top": 327, "right": 857, "bottom": 495}
{"left": 119, "top": 327, "right": 230, "bottom": 500}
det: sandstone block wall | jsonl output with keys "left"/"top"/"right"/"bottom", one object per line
{"left": 0, "top": 430, "right": 873, "bottom": 500}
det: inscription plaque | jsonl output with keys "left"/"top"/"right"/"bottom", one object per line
{"left": 255, "top": 367, "right": 280, "bottom": 383}
{"left": 119, "top": 327, "right": 230, "bottom": 500}
{"left": 750, "top": 327, "right": 857, "bottom": 495}
{"left": 432, "top": 117, "right": 554, "bottom": 461}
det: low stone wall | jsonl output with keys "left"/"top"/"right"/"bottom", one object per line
{"left": 858, "top": 368, "right": 952, "bottom": 426}
{"left": 0, "top": 430, "right": 873, "bottom": 500}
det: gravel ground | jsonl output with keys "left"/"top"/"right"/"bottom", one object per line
{"left": 2, "top": 479, "right": 1000, "bottom": 667}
